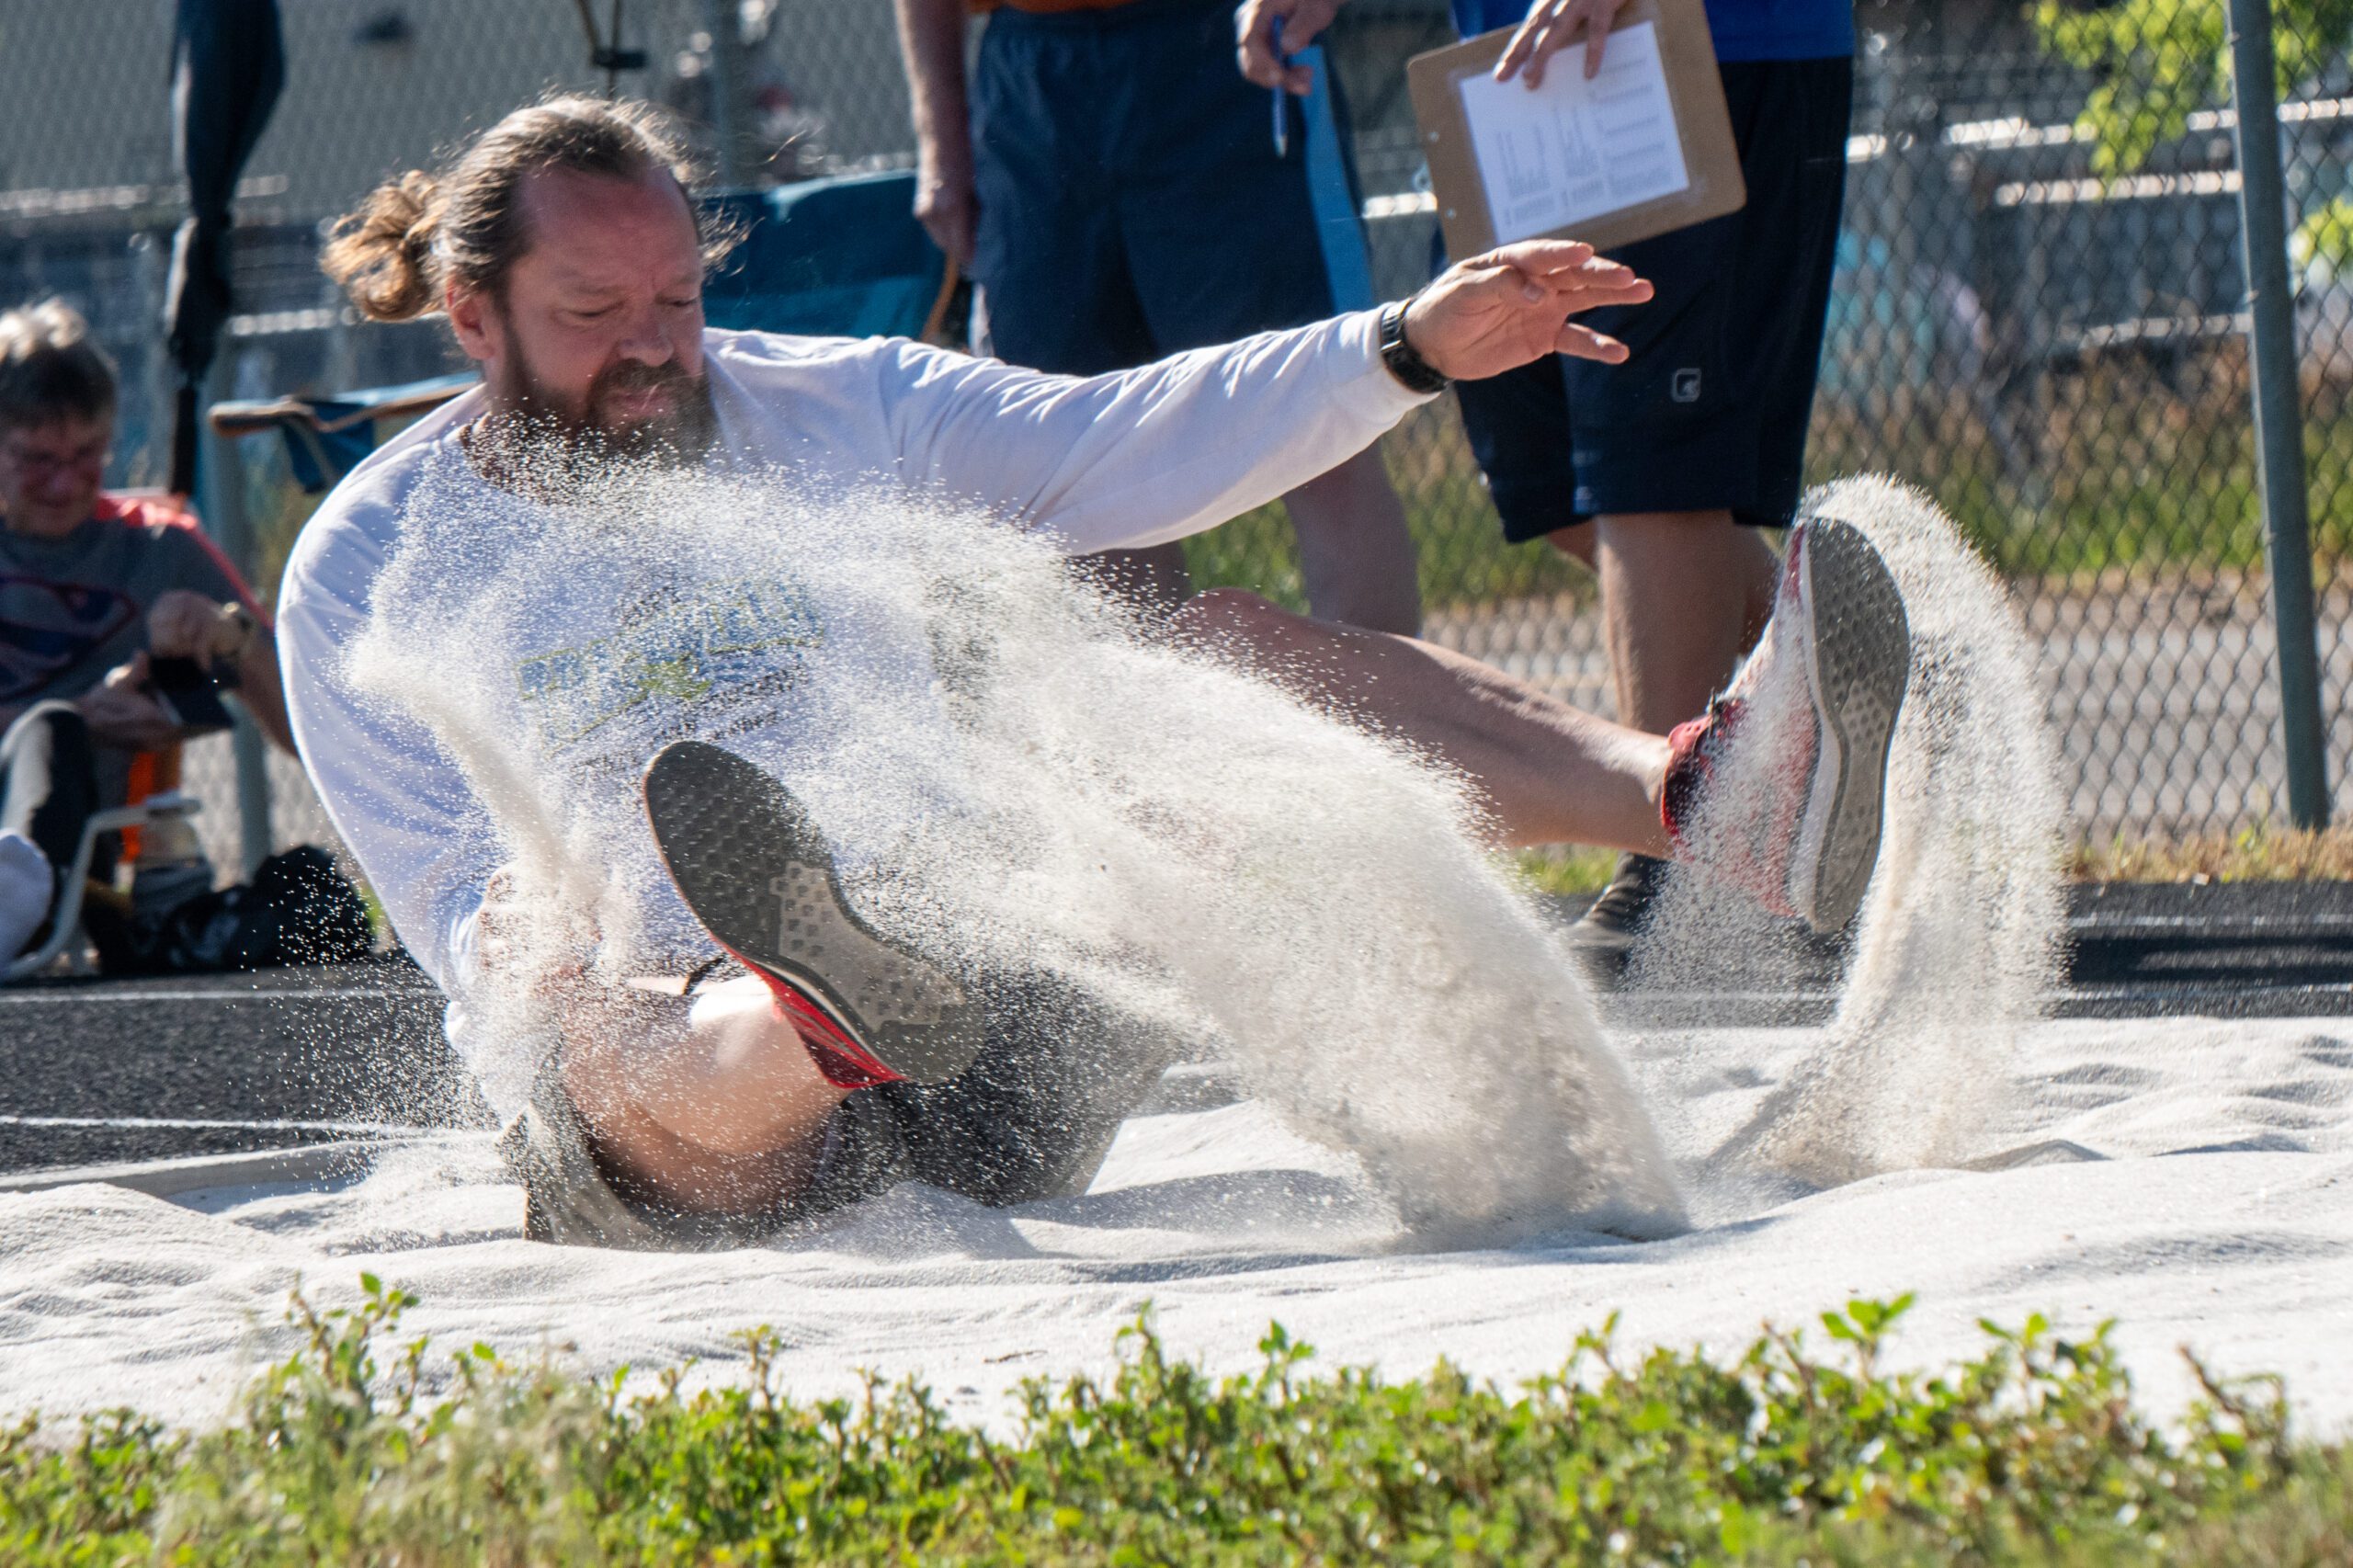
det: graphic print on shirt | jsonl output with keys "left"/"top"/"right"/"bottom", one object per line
{"left": 513, "top": 574, "right": 824, "bottom": 767}
{"left": 0, "top": 574, "right": 138, "bottom": 701}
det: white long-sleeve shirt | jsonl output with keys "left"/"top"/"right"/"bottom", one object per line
{"left": 278, "top": 314, "right": 1429, "bottom": 1105}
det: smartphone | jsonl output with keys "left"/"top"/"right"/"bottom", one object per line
{"left": 148, "top": 655, "right": 236, "bottom": 733}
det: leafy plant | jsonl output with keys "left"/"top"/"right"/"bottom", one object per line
{"left": 1, "top": 1277, "right": 2346, "bottom": 1563}
{"left": 2032, "top": 0, "right": 2353, "bottom": 267}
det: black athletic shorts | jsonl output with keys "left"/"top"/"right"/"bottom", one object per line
{"left": 970, "top": 0, "right": 1343, "bottom": 372}
{"left": 1449, "top": 56, "right": 1854, "bottom": 542}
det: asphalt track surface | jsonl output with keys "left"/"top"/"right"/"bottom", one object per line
{"left": 5, "top": 883, "right": 2351, "bottom": 1177}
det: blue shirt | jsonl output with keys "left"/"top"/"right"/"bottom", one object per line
{"left": 1449, "top": 0, "right": 1852, "bottom": 63}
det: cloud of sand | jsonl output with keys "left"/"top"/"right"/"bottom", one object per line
{"left": 347, "top": 453, "right": 1686, "bottom": 1242}
{"left": 1627, "top": 475, "right": 2067, "bottom": 1203}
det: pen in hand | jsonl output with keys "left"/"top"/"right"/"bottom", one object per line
{"left": 1270, "top": 15, "right": 1289, "bottom": 157}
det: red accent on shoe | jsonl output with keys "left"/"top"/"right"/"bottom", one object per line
{"left": 728, "top": 949, "right": 905, "bottom": 1089}
{"left": 1660, "top": 698, "right": 1741, "bottom": 850}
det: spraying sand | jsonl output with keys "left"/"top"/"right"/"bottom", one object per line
{"left": 1628, "top": 476, "right": 2067, "bottom": 1212}
{"left": 349, "top": 449, "right": 1681, "bottom": 1241}
{"left": 7, "top": 477, "right": 2343, "bottom": 1431}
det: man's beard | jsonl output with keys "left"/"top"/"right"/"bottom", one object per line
{"left": 485, "top": 332, "right": 720, "bottom": 475}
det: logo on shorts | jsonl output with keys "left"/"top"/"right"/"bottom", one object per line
{"left": 1671, "top": 368, "right": 1703, "bottom": 403}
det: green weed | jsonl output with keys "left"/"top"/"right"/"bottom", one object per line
{"left": 0, "top": 1277, "right": 2345, "bottom": 1563}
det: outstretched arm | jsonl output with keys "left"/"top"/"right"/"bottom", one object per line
{"left": 887, "top": 240, "right": 1652, "bottom": 556}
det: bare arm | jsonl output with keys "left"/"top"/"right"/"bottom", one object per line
{"left": 893, "top": 0, "right": 978, "bottom": 267}
{"left": 230, "top": 623, "right": 295, "bottom": 756}
{"left": 146, "top": 590, "right": 296, "bottom": 755}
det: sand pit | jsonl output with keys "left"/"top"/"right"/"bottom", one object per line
{"left": 11, "top": 472, "right": 2313, "bottom": 1437}
{"left": 1, "top": 1012, "right": 2348, "bottom": 1433}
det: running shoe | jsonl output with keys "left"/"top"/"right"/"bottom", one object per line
{"left": 642, "top": 740, "right": 983, "bottom": 1087}
{"left": 1658, "top": 515, "right": 1910, "bottom": 934}
{"left": 1570, "top": 851, "right": 1670, "bottom": 948}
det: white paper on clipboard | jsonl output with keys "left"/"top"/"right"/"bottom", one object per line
{"left": 1453, "top": 22, "right": 1691, "bottom": 244}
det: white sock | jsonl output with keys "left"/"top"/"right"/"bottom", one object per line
{"left": 0, "top": 831, "right": 52, "bottom": 967}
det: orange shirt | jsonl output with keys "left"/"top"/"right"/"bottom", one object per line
{"left": 969, "top": 0, "right": 1141, "bottom": 13}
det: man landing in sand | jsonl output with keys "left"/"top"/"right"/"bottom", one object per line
{"left": 279, "top": 97, "right": 1909, "bottom": 1249}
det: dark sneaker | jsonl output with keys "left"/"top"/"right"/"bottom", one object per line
{"left": 642, "top": 740, "right": 983, "bottom": 1087}
{"left": 1570, "top": 851, "right": 1669, "bottom": 949}
{"left": 1658, "top": 516, "right": 1910, "bottom": 934}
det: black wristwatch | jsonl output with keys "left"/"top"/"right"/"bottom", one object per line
{"left": 1378, "top": 297, "right": 1449, "bottom": 395}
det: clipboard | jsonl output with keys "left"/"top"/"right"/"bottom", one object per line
{"left": 1407, "top": 0, "right": 1745, "bottom": 259}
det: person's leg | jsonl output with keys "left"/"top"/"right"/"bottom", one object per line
{"left": 1111, "top": 0, "right": 1417, "bottom": 631}
{"left": 1281, "top": 446, "right": 1421, "bottom": 634}
{"left": 0, "top": 703, "right": 105, "bottom": 971}
{"left": 1541, "top": 60, "right": 1850, "bottom": 939}
{"left": 1574, "top": 58, "right": 1849, "bottom": 739}
{"left": 556, "top": 974, "right": 851, "bottom": 1218}
{"left": 1, "top": 701, "right": 97, "bottom": 878}
{"left": 1591, "top": 510, "right": 1780, "bottom": 733}
{"left": 1175, "top": 587, "right": 1672, "bottom": 855}
{"left": 548, "top": 962, "right": 1187, "bottom": 1233}
{"left": 968, "top": 5, "right": 1183, "bottom": 619}
{"left": 1184, "top": 503, "right": 1908, "bottom": 934}
{"left": 1545, "top": 521, "right": 1596, "bottom": 570}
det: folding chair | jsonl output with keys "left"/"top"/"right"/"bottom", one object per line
{"left": 5, "top": 791, "right": 203, "bottom": 982}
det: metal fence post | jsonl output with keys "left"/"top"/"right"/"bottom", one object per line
{"left": 196, "top": 354, "right": 276, "bottom": 876}
{"left": 2226, "top": 0, "right": 2332, "bottom": 828}
{"left": 701, "top": 0, "right": 749, "bottom": 188}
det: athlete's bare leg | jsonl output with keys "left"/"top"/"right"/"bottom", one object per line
{"left": 1175, "top": 587, "right": 1674, "bottom": 857}
{"left": 556, "top": 975, "right": 848, "bottom": 1215}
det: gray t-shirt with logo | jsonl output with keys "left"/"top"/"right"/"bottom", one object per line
{"left": 0, "top": 494, "right": 256, "bottom": 804}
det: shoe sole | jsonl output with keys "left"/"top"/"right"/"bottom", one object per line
{"left": 1790, "top": 517, "right": 1911, "bottom": 932}
{"left": 641, "top": 741, "right": 982, "bottom": 1085}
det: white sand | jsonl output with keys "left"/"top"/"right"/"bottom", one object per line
{"left": 2, "top": 1012, "right": 2348, "bottom": 1433}
{"left": 0, "top": 477, "right": 2303, "bottom": 1432}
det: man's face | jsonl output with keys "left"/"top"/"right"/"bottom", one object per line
{"left": 450, "top": 164, "right": 714, "bottom": 463}
{"left": 0, "top": 414, "right": 110, "bottom": 539}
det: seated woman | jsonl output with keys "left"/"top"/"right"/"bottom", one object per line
{"left": 0, "top": 299, "right": 312, "bottom": 971}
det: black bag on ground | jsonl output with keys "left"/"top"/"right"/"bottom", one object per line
{"left": 89, "top": 845, "right": 373, "bottom": 975}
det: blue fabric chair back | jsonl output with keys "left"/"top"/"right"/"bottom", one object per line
{"left": 222, "top": 171, "right": 948, "bottom": 492}
{"left": 701, "top": 171, "right": 948, "bottom": 340}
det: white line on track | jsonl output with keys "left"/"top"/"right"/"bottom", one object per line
{"left": 0, "top": 1114, "right": 411, "bottom": 1134}
{"left": 0, "top": 988, "right": 433, "bottom": 1005}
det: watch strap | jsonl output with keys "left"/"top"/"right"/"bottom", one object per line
{"left": 1378, "top": 299, "right": 1449, "bottom": 396}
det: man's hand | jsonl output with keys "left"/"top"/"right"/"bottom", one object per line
{"left": 75, "top": 654, "right": 182, "bottom": 752}
{"left": 914, "top": 156, "right": 979, "bottom": 271}
{"left": 1495, "top": 0, "right": 1634, "bottom": 85}
{"left": 896, "top": 0, "right": 981, "bottom": 270}
{"left": 1236, "top": 0, "right": 1345, "bottom": 93}
{"left": 1402, "top": 240, "right": 1654, "bottom": 381}
{"left": 147, "top": 590, "right": 252, "bottom": 669}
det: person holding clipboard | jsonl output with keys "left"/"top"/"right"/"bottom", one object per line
{"left": 1240, "top": 0, "right": 1854, "bottom": 950}
{"left": 894, "top": 0, "right": 1424, "bottom": 636}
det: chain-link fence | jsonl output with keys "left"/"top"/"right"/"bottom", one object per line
{"left": 2, "top": 0, "right": 2347, "bottom": 877}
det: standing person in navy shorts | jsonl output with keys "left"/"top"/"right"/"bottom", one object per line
{"left": 895, "top": 0, "right": 1423, "bottom": 634}
{"left": 1242, "top": 0, "right": 1853, "bottom": 944}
